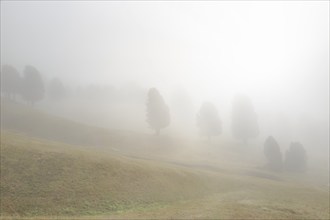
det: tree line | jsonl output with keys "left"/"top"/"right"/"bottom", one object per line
{"left": 146, "top": 88, "right": 258, "bottom": 142}
{"left": 146, "top": 88, "right": 307, "bottom": 173}
{"left": 1, "top": 65, "right": 66, "bottom": 104}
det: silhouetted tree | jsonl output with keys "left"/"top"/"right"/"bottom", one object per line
{"left": 264, "top": 136, "right": 283, "bottom": 171}
{"left": 197, "top": 102, "right": 222, "bottom": 140}
{"left": 146, "top": 88, "right": 170, "bottom": 135}
{"left": 48, "top": 77, "right": 66, "bottom": 101}
{"left": 284, "top": 142, "right": 307, "bottom": 172}
{"left": 231, "top": 95, "right": 259, "bottom": 144}
{"left": 0, "top": 65, "right": 21, "bottom": 100}
{"left": 21, "top": 65, "right": 45, "bottom": 105}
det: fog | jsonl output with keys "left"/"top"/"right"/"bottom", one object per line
{"left": 1, "top": 1, "right": 329, "bottom": 180}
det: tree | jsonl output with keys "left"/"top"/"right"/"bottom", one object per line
{"left": 231, "top": 95, "right": 259, "bottom": 144}
{"left": 264, "top": 136, "right": 283, "bottom": 171}
{"left": 48, "top": 77, "right": 66, "bottom": 101}
{"left": 197, "top": 102, "right": 222, "bottom": 140}
{"left": 0, "top": 65, "right": 21, "bottom": 100}
{"left": 21, "top": 65, "right": 45, "bottom": 105}
{"left": 146, "top": 88, "right": 170, "bottom": 135}
{"left": 284, "top": 142, "right": 307, "bottom": 172}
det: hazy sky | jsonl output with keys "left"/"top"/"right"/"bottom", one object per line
{"left": 1, "top": 1, "right": 329, "bottom": 118}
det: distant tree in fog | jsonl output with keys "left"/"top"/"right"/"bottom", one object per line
{"left": 146, "top": 88, "right": 170, "bottom": 135}
{"left": 284, "top": 142, "right": 307, "bottom": 172}
{"left": 0, "top": 65, "right": 21, "bottom": 100}
{"left": 21, "top": 65, "right": 45, "bottom": 105}
{"left": 231, "top": 95, "right": 259, "bottom": 144}
{"left": 48, "top": 77, "right": 66, "bottom": 101}
{"left": 197, "top": 102, "right": 222, "bottom": 140}
{"left": 264, "top": 136, "right": 283, "bottom": 171}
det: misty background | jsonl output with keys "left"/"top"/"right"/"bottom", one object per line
{"left": 1, "top": 1, "right": 328, "bottom": 166}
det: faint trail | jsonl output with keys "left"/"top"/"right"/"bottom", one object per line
{"left": 124, "top": 154, "right": 284, "bottom": 183}
{"left": 125, "top": 154, "right": 226, "bottom": 173}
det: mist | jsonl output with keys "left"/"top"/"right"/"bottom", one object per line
{"left": 1, "top": 1, "right": 329, "bottom": 218}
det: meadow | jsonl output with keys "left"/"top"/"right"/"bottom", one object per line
{"left": 0, "top": 100, "right": 329, "bottom": 219}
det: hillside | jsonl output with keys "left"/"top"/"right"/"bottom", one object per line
{"left": 1, "top": 131, "right": 228, "bottom": 216}
{"left": 0, "top": 99, "right": 123, "bottom": 148}
{"left": 0, "top": 100, "right": 329, "bottom": 219}
{"left": 0, "top": 99, "right": 261, "bottom": 167}
{"left": 1, "top": 131, "right": 329, "bottom": 219}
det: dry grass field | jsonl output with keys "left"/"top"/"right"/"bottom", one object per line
{"left": 1, "top": 100, "right": 329, "bottom": 219}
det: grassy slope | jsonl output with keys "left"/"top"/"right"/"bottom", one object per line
{"left": 1, "top": 99, "right": 329, "bottom": 219}
{"left": 0, "top": 99, "right": 124, "bottom": 148}
{"left": 1, "top": 131, "right": 228, "bottom": 217}
{"left": 2, "top": 131, "right": 328, "bottom": 220}
{"left": 0, "top": 99, "right": 199, "bottom": 160}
